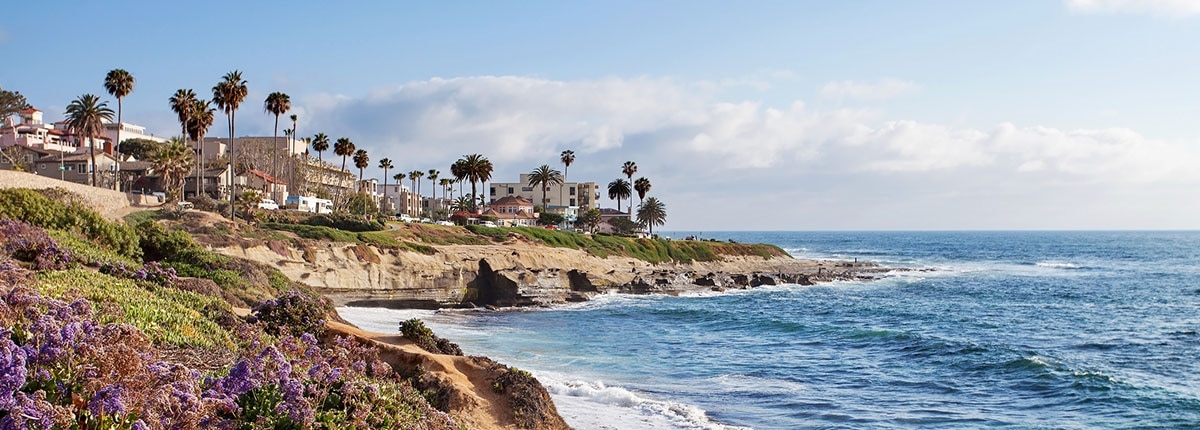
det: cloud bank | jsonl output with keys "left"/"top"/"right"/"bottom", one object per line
{"left": 293, "top": 75, "right": 1200, "bottom": 229}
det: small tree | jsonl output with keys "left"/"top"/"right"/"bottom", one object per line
{"left": 538, "top": 212, "right": 564, "bottom": 226}
{"left": 609, "top": 217, "right": 640, "bottom": 236}
{"left": 576, "top": 208, "right": 601, "bottom": 233}
{"left": 346, "top": 191, "right": 378, "bottom": 216}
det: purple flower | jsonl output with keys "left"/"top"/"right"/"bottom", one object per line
{"left": 89, "top": 384, "right": 128, "bottom": 416}
{"left": 0, "top": 330, "right": 27, "bottom": 410}
{"left": 0, "top": 391, "right": 56, "bottom": 430}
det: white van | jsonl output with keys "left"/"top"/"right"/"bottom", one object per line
{"left": 257, "top": 199, "right": 279, "bottom": 210}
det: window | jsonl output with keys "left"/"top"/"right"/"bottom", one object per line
{"left": 508, "top": 187, "right": 514, "bottom": 194}
{"left": 522, "top": 187, "right": 533, "bottom": 192}
{"left": 490, "top": 187, "right": 496, "bottom": 195}
{"left": 569, "top": 187, "right": 576, "bottom": 195}
{"left": 570, "top": 198, "right": 576, "bottom": 206}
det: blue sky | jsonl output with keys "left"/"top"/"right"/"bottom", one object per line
{"left": 4, "top": 1, "right": 1199, "bottom": 230}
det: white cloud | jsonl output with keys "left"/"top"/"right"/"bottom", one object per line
{"left": 301, "top": 75, "right": 1200, "bottom": 185}
{"left": 1065, "top": 0, "right": 1200, "bottom": 17}
{"left": 818, "top": 78, "right": 919, "bottom": 101}
{"left": 295, "top": 75, "right": 1200, "bottom": 228}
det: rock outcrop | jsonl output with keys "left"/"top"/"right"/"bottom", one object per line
{"left": 211, "top": 238, "right": 883, "bottom": 309}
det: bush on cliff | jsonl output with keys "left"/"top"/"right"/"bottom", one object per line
{"left": 249, "top": 290, "right": 328, "bottom": 337}
{"left": 0, "top": 188, "right": 140, "bottom": 260}
{"left": 303, "top": 213, "right": 385, "bottom": 232}
{"left": 399, "top": 319, "right": 463, "bottom": 356}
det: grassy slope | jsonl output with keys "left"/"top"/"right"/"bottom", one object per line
{"left": 253, "top": 219, "right": 787, "bottom": 264}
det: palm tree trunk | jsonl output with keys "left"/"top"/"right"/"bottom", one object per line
{"left": 229, "top": 111, "right": 237, "bottom": 219}
{"left": 89, "top": 134, "right": 98, "bottom": 187}
{"left": 115, "top": 97, "right": 123, "bottom": 190}
{"left": 272, "top": 115, "right": 279, "bottom": 199}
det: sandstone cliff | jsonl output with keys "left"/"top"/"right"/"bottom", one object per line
{"left": 210, "top": 235, "right": 876, "bottom": 309}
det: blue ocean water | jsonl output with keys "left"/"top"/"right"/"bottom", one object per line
{"left": 341, "top": 231, "right": 1200, "bottom": 429}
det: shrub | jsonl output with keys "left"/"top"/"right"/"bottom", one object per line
{"left": 0, "top": 218, "right": 73, "bottom": 270}
{"left": 399, "top": 319, "right": 462, "bottom": 356}
{"left": 303, "top": 213, "right": 384, "bottom": 232}
{"left": 136, "top": 220, "right": 199, "bottom": 262}
{"left": 262, "top": 223, "right": 359, "bottom": 243}
{"left": 538, "top": 212, "right": 564, "bottom": 226}
{"left": 0, "top": 188, "right": 140, "bottom": 259}
{"left": 188, "top": 193, "right": 219, "bottom": 212}
{"left": 250, "top": 291, "right": 329, "bottom": 337}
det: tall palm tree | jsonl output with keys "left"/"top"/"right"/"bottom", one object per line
{"left": 103, "top": 69, "right": 134, "bottom": 174}
{"left": 353, "top": 149, "right": 369, "bottom": 180}
{"left": 152, "top": 137, "right": 194, "bottom": 203}
{"left": 560, "top": 149, "right": 575, "bottom": 206}
{"left": 439, "top": 178, "right": 452, "bottom": 201}
{"left": 187, "top": 99, "right": 216, "bottom": 196}
{"left": 528, "top": 165, "right": 564, "bottom": 209}
{"left": 607, "top": 178, "right": 631, "bottom": 213}
{"left": 334, "top": 137, "right": 354, "bottom": 171}
{"left": 378, "top": 158, "right": 393, "bottom": 203}
{"left": 622, "top": 161, "right": 638, "bottom": 216}
{"left": 409, "top": 170, "right": 424, "bottom": 202}
{"left": 457, "top": 154, "right": 492, "bottom": 211}
{"left": 168, "top": 89, "right": 197, "bottom": 144}
{"left": 311, "top": 133, "right": 330, "bottom": 163}
{"left": 427, "top": 168, "right": 440, "bottom": 199}
{"left": 289, "top": 113, "right": 298, "bottom": 188}
{"left": 450, "top": 159, "right": 467, "bottom": 199}
{"left": 636, "top": 197, "right": 667, "bottom": 235}
{"left": 393, "top": 172, "right": 405, "bottom": 213}
{"left": 264, "top": 92, "right": 291, "bottom": 182}
{"left": 213, "top": 70, "right": 248, "bottom": 219}
{"left": 634, "top": 177, "right": 652, "bottom": 206}
{"left": 65, "top": 94, "right": 114, "bottom": 187}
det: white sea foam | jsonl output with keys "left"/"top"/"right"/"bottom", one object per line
{"left": 1035, "top": 260, "right": 1082, "bottom": 269}
{"left": 542, "top": 377, "right": 751, "bottom": 430}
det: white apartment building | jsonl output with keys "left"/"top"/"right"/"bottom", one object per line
{"left": 489, "top": 174, "right": 601, "bottom": 211}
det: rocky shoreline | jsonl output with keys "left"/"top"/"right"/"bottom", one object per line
{"left": 208, "top": 233, "right": 899, "bottom": 310}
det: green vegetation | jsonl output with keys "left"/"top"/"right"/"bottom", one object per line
{"left": 0, "top": 188, "right": 141, "bottom": 259}
{"left": 35, "top": 269, "right": 235, "bottom": 349}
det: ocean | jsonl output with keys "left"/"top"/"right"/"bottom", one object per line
{"left": 340, "top": 231, "right": 1200, "bottom": 429}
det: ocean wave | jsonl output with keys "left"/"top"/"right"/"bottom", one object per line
{"left": 1035, "top": 261, "right": 1084, "bottom": 269}
{"left": 545, "top": 378, "right": 750, "bottom": 430}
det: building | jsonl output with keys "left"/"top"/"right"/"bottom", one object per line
{"left": 483, "top": 196, "right": 538, "bottom": 227}
{"left": 33, "top": 152, "right": 120, "bottom": 187}
{"left": 1, "top": 108, "right": 108, "bottom": 154}
{"left": 0, "top": 145, "right": 51, "bottom": 172}
{"left": 183, "top": 166, "right": 233, "bottom": 200}
{"left": 244, "top": 169, "right": 288, "bottom": 203}
{"left": 489, "top": 174, "right": 600, "bottom": 211}
{"left": 104, "top": 121, "right": 169, "bottom": 152}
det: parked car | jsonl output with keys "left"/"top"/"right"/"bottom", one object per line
{"left": 177, "top": 201, "right": 194, "bottom": 210}
{"left": 481, "top": 221, "right": 498, "bottom": 227}
{"left": 257, "top": 199, "right": 279, "bottom": 210}
{"left": 436, "top": 220, "right": 455, "bottom": 226}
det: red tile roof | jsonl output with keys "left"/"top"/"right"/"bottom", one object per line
{"left": 246, "top": 169, "right": 288, "bottom": 185}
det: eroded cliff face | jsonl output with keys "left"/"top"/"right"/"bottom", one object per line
{"left": 211, "top": 239, "right": 875, "bottom": 309}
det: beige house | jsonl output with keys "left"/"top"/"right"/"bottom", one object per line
{"left": 244, "top": 169, "right": 288, "bottom": 203}
{"left": 33, "top": 152, "right": 120, "bottom": 187}
{"left": 485, "top": 196, "right": 539, "bottom": 226}
{"left": 489, "top": 174, "right": 601, "bottom": 210}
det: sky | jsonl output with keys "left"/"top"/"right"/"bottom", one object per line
{"left": 4, "top": 0, "right": 1199, "bottom": 230}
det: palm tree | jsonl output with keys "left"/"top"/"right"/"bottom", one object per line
{"left": 457, "top": 154, "right": 492, "bottom": 211}
{"left": 450, "top": 196, "right": 473, "bottom": 213}
{"left": 427, "top": 169, "right": 440, "bottom": 201}
{"left": 607, "top": 178, "right": 631, "bottom": 213}
{"left": 65, "top": 94, "right": 114, "bottom": 187}
{"left": 379, "top": 158, "right": 394, "bottom": 206}
{"left": 264, "top": 92, "right": 291, "bottom": 182}
{"left": 151, "top": 137, "right": 193, "bottom": 202}
{"left": 409, "top": 170, "right": 424, "bottom": 202}
{"left": 439, "top": 178, "right": 452, "bottom": 201}
{"left": 353, "top": 149, "right": 369, "bottom": 184}
{"left": 168, "top": 89, "right": 197, "bottom": 143}
{"left": 450, "top": 159, "right": 467, "bottom": 199}
{"left": 103, "top": 69, "right": 134, "bottom": 173}
{"left": 213, "top": 70, "right": 248, "bottom": 219}
{"left": 622, "top": 161, "right": 638, "bottom": 215}
{"left": 560, "top": 149, "right": 575, "bottom": 206}
{"left": 289, "top": 113, "right": 298, "bottom": 188}
{"left": 186, "top": 99, "right": 216, "bottom": 196}
{"left": 528, "top": 165, "right": 564, "bottom": 209}
{"left": 311, "top": 133, "right": 330, "bottom": 163}
{"left": 634, "top": 177, "right": 652, "bottom": 206}
{"left": 334, "top": 137, "right": 354, "bottom": 171}
{"left": 636, "top": 197, "right": 667, "bottom": 235}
